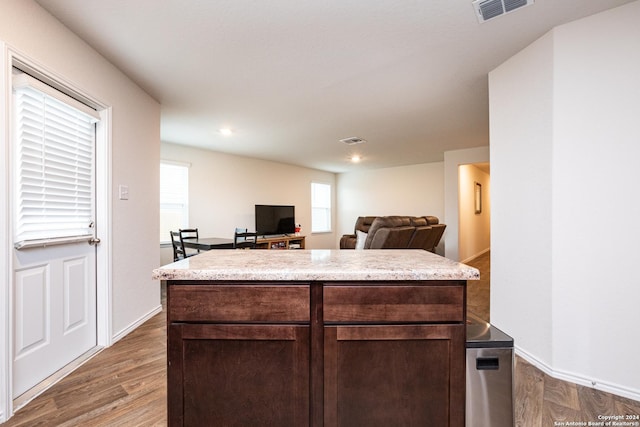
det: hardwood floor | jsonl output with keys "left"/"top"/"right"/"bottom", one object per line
{"left": 465, "top": 250, "right": 491, "bottom": 323}
{"left": 513, "top": 356, "right": 640, "bottom": 427}
{"left": 2, "top": 301, "right": 167, "bottom": 426}
{"left": 3, "top": 252, "right": 639, "bottom": 426}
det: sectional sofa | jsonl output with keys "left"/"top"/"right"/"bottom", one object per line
{"left": 339, "top": 215, "right": 446, "bottom": 252}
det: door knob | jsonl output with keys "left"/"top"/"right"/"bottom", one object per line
{"left": 89, "top": 237, "right": 101, "bottom": 246}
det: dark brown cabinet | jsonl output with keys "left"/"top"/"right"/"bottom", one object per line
{"left": 324, "top": 324, "right": 465, "bottom": 427}
{"left": 166, "top": 280, "right": 466, "bottom": 427}
{"left": 168, "top": 323, "right": 309, "bottom": 426}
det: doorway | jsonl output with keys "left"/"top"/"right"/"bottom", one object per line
{"left": 458, "top": 163, "right": 491, "bottom": 322}
{"left": 3, "top": 51, "right": 111, "bottom": 414}
{"left": 457, "top": 163, "right": 490, "bottom": 263}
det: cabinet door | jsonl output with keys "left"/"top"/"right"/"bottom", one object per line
{"left": 168, "top": 324, "right": 310, "bottom": 427}
{"left": 324, "top": 324, "right": 465, "bottom": 427}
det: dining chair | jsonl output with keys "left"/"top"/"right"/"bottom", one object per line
{"left": 170, "top": 231, "right": 187, "bottom": 261}
{"left": 171, "top": 228, "right": 200, "bottom": 259}
{"left": 179, "top": 228, "right": 200, "bottom": 257}
{"left": 234, "top": 229, "right": 258, "bottom": 249}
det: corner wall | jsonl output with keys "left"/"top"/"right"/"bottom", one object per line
{"left": 490, "top": 0, "right": 640, "bottom": 400}
{"left": 489, "top": 28, "right": 555, "bottom": 371}
{"left": 550, "top": 1, "right": 640, "bottom": 398}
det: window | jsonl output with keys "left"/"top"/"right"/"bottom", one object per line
{"left": 160, "top": 161, "right": 189, "bottom": 243}
{"left": 311, "top": 182, "right": 331, "bottom": 233}
{"left": 13, "top": 72, "right": 99, "bottom": 245}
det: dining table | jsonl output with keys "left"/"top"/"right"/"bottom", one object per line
{"left": 181, "top": 237, "right": 234, "bottom": 251}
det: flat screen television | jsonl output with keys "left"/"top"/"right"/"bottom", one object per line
{"left": 255, "top": 204, "right": 295, "bottom": 236}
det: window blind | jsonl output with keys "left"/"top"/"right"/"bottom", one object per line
{"left": 160, "top": 161, "right": 190, "bottom": 242}
{"left": 13, "top": 74, "right": 99, "bottom": 245}
{"left": 311, "top": 182, "right": 332, "bottom": 233}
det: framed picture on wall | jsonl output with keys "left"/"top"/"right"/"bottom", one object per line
{"left": 474, "top": 182, "right": 482, "bottom": 214}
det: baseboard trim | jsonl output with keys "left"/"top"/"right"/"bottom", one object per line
{"left": 515, "top": 346, "right": 640, "bottom": 402}
{"left": 111, "top": 304, "right": 162, "bottom": 344}
{"left": 460, "top": 247, "right": 490, "bottom": 264}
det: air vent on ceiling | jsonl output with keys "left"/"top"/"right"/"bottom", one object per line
{"left": 339, "top": 137, "right": 367, "bottom": 145}
{"left": 472, "top": 0, "right": 534, "bottom": 23}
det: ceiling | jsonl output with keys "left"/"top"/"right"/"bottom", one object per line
{"left": 35, "top": 0, "right": 633, "bottom": 173}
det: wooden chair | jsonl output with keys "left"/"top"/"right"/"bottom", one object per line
{"left": 234, "top": 229, "right": 258, "bottom": 249}
{"left": 170, "top": 231, "right": 187, "bottom": 261}
{"left": 179, "top": 228, "right": 200, "bottom": 257}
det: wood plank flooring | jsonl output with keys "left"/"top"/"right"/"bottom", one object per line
{"left": 514, "top": 356, "right": 640, "bottom": 427}
{"left": 2, "top": 287, "right": 167, "bottom": 427}
{"left": 465, "top": 250, "right": 491, "bottom": 322}
{"left": 3, "top": 251, "right": 639, "bottom": 426}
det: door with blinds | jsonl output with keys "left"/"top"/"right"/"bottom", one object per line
{"left": 11, "top": 72, "right": 99, "bottom": 398}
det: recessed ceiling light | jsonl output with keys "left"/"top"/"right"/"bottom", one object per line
{"left": 219, "top": 128, "right": 233, "bottom": 136}
{"left": 350, "top": 155, "right": 362, "bottom": 163}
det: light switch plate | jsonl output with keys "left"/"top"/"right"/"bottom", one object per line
{"left": 119, "top": 184, "right": 129, "bottom": 200}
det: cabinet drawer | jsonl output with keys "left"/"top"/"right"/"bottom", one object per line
{"left": 324, "top": 285, "right": 464, "bottom": 323}
{"left": 168, "top": 284, "right": 310, "bottom": 322}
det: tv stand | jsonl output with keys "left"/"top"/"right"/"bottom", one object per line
{"left": 256, "top": 235, "right": 305, "bottom": 250}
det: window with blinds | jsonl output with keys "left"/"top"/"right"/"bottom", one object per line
{"left": 160, "top": 161, "right": 190, "bottom": 243}
{"left": 13, "top": 73, "right": 99, "bottom": 246}
{"left": 311, "top": 182, "right": 332, "bottom": 233}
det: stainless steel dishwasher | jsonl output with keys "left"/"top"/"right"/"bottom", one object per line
{"left": 466, "top": 315, "right": 514, "bottom": 427}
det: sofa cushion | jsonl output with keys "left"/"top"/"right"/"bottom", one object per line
{"left": 425, "top": 216, "right": 439, "bottom": 225}
{"left": 364, "top": 216, "right": 411, "bottom": 248}
{"left": 354, "top": 216, "right": 377, "bottom": 234}
{"left": 409, "top": 217, "right": 428, "bottom": 227}
{"left": 368, "top": 226, "right": 415, "bottom": 249}
{"left": 355, "top": 230, "right": 367, "bottom": 250}
{"left": 423, "top": 223, "right": 446, "bottom": 252}
{"left": 408, "top": 226, "right": 433, "bottom": 249}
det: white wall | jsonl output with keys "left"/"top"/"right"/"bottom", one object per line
{"left": 443, "top": 146, "right": 490, "bottom": 261}
{"left": 336, "top": 162, "right": 444, "bottom": 250}
{"left": 0, "top": 0, "right": 160, "bottom": 419}
{"left": 490, "top": 29, "right": 555, "bottom": 369}
{"left": 0, "top": 41, "right": 9, "bottom": 423}
{"left": 490, "top": 0, "right": 640, "bottom": 400}
{"left": 551, "top": 1, "right": 640, "bottom": 398}
{"left": 160, "top": 142, "right": 336, "bottom": 264}
{"left": 458, "top": 164, "right": 490, "bottom": 262}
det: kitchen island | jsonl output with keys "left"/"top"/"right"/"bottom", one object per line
{"left": 153, "top": 249, "right": 479, "bottom": 427}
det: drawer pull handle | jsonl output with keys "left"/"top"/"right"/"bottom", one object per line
{"left": 476, "top": 357, "right": 500, "bottom": 370}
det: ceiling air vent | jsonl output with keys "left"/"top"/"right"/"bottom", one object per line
{"left": 339, "top": 137, "right": 366, "bottom": 145}
{"left": 472, "top": 0, "right": 534, "bottom": 23}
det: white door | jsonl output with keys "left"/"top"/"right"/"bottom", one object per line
{"left": 12, "top": 242, "right": 97, "bottom": 397}
{"left": 11, "top": 72, "right": 99, "bottom": 398}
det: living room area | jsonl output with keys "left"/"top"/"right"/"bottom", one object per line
{"left": 159, "top": 141, "right": 491, "bottom": 264}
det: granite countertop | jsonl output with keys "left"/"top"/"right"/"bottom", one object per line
{"left": 153, "top": 249, "right": 479, "bottom": 282}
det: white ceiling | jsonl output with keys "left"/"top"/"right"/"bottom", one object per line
{"left": 35, "top": 0, "right": 634, "bottom": 173}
